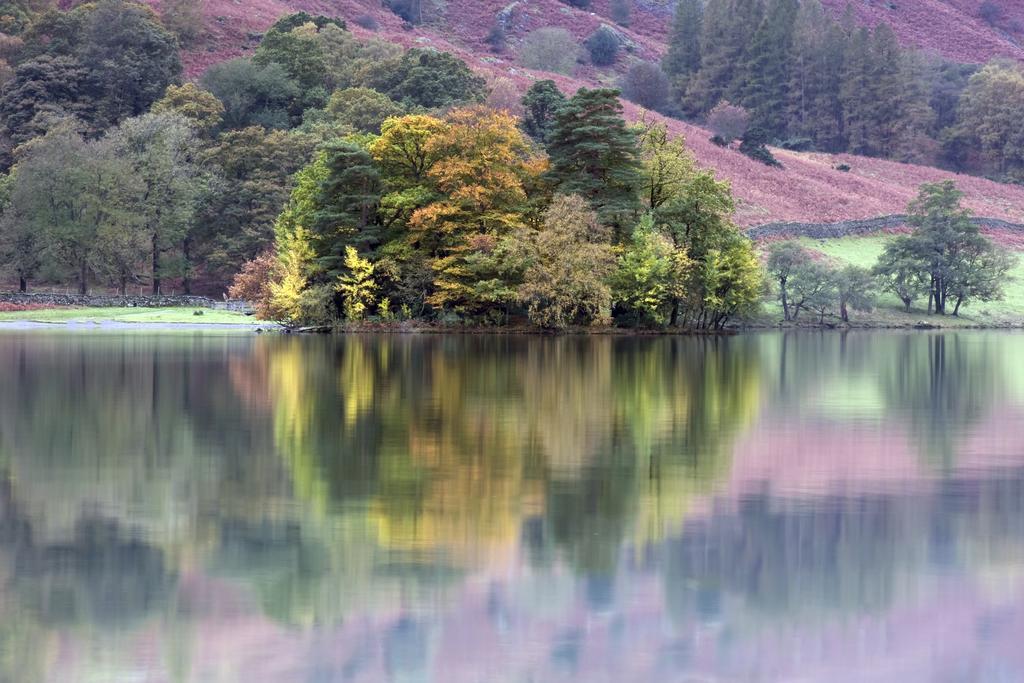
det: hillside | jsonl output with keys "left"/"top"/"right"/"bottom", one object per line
{"left": 150, "top": 0, "right": 1024, "bottom": 228}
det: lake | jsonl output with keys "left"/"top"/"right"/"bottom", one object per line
{"left": 1, "top": 330, "right": 1023, "bottom": 682}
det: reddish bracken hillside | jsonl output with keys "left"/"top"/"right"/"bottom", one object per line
{"left": 154, "top": 0, "right": 1024, "bottom": 227}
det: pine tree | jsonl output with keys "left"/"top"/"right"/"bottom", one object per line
{"left": 741, "top": 0, "right": 799, "bottom": 138}
{"left": 840, "top": 26, "right": 871, "bottom": 154}
{"left": 545, "top": 88, "right": 642, "bottom": 238}
{"left": 662, "top": 0, "right": 703, "bottom": 109}
{"left": 521, "top": 80, "right": 567, "bottom": 143}
{"left": 787, "top": 0, "right": 846, "bottom": 150}
{"left": 312, "top": 141, "right": 383, "bottom": 277}
{"left": 684, "top": 0, "right": 764, "bottom": 117}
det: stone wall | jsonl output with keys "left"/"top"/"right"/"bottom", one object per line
{"left": 0, "top": 292, "right": 253, "bottom": 312}
{"left": 746, "top": 215, "right": 1024, "bottom": 240}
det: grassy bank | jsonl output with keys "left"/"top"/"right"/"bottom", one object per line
{"left": 748, "top": 234, "right": 1024, "bottom": 328}
{"left": 0, "top": 307, "right": 265, "bottom": 325}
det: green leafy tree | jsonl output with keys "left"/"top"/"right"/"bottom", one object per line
{"left": 107, "top": 113, "right": 210, "bottom": 294}
{"left": 369, "top": 49, "right": 487, "bottom": 110}
{"left": 610, "top": 0, "right": 631, "bottom": 26}
{"left": 545, "top": 88, "right": 642, "bottom": 236}
{"left": 620, "top": 63, "right": 670, "bottom": 113}
{"left": 521, "top": 79, "right": 566, "bottom": 143}
{"left": 955, "top": 60, "right": 1024, "bottom": 180}
{"left": 0, "top": 56, "right": 101, "bottom": 146}
{"left": 324, "top": 87, "right": 404, "bottom": 134}
{"left": 836, "top": 264, "right": 875, "bottom": 322}
{"left": 0, "top": 170, "right": 42, "bottom": 291}
{"left": 151, "top": 83, "right": 225, "bottom": 136}
{"left": 200, "top": 58, "right": 299, "bottom": 130}
{"left": 873, "top": 235, "right": 927, "bottom": 312}
{"left": 787, "top": 258, "right": 836, "bottom": 322}
{"left": 612, "top": 214, "right": 692, "bottom": 327}
{"left": 766, "top": 240, "right": 811, "bottom": 321}
{"left": 253, "top": 20, "right": 332, "bottom": 111}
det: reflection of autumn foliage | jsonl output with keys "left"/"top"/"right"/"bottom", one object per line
{"left": 262, "top": 336, "right": 763, "bottom": 570}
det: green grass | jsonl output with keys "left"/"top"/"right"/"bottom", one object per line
{"left": 753, "top": 235, "right": 1024, "bottom": 327}
{"left": 0, "top": 306, "right": 266, "bottom": 325}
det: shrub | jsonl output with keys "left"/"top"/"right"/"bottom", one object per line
{"left": 835, "top": 163, "right": 851, "bottom": 172}
{"left": 707, "top": 100, "right": 750, "bottom": 144}
{"left": 485, "top": 23, "right": 506, "bottom": 53}
{"left": 486, "top": 77, "right": 523, "bottom": 115}
{"left": 620, "top": 62, "right": 669, "bottom": 112}
{"left": 710, "top": 135, "right": 728, "bottom": 147}
{"left": 586, "top": 26, "right": 620, "bottom": 66}
{"left": 228, "top": 251, "right": 278, "bottom": 319}
{"left": 611, "top": 0, "right": 631, "bottom": 26}
{"left": 353, "top": 14, "right": 379, "bottom": 30}
{"left": 779, "top": 137, "right": 813, "bottom": 151}
{"left": 326, "top": 87, "right": 404, "bottom": 134}
{"left": 979, "top": 1, "right": 1001, "bottom": 25}
{"left": 739, "top": 127, "right": 782, "bottom": 167}
{"left": 561, "top": 0, "right": 591, "bottom": 7}
{"left": 520, "top": 28, "right": 579, "bottom": 75}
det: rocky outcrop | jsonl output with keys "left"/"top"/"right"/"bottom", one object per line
{"left": 746, "top": 215, "right": 1024, "bottom": 240}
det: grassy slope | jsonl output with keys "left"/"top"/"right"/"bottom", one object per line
{"left": 0, "top": 307, "right": 264, "bottom": 324}
{"left": 757, "top": 235, "right": 1024, "bottom": 326}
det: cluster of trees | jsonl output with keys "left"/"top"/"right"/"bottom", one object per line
{"left": 767, "top": 182, "right": 1014, "bottom": 323}
{"left": 241, "top": 83, "right": 762, "bottom": 329}
{"left": 0, "top": 5, "right": 495, "bottom": 294}
{"left": 662, "top": 0, "right": 1024, "bottom": 179}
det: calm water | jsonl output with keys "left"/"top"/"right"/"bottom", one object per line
{"left": 1, "top": 330, "right": 1023, "bottom": 682}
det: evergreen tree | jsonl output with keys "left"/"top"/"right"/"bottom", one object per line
{"left": 521, "top": 80, "right": 566, "bottom": 143}
{"left": 684, "top": 0, "right": 764, "bottom": 117}
{"left": 311, "top": 141, "right": 383, "bottom": 278}
{"left": 741, "top": 0, "right": 798, "bottom": 138}
{"left": 662, "top": 0, "right": 703, "bottom": 109}
{"left": 787, "top": 2, "right": 846, "bottom": 150}
{"left": 839, "top": 26, "right": 871, "bottom": 154}
{"left": 545, "top": 88, "right": 642, "bottom": 237}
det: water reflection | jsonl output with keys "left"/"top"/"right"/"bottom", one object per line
{"left": 0, "top": 331, "right": 1022, "bottom": 681}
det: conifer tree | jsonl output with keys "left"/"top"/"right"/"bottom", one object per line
{"left": 662, "top": 0, "right": 703, "bottom": 109}
{"left": 840, "top": 26, "right": 872, "bottom": 154}
{"left": 545, "top": 88, "right": 642, "bottom": 238}
{"left": 787, "top": 0, "right": 846, "bottom": 150}
{"left": 521, "top": 80, "right": 566, "bottom": 143}
{"left": 311, "top": 141, "right": 382, "bottom": 277}
{"left": 684, "top": 0, "right": 764, "bottom": 117}
{"left": 741, "top": 0, "right": 799, "bottom": 138}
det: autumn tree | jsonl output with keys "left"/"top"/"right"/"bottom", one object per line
{"left": 518, "top": 195, "right": 615, "bottom": 329}
{"left": 151, "top": 83, "right": 225, "bottom": 135}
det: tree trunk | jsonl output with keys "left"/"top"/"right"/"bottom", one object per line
{"left": 18, "top": 276, "right": 26, "bottom": 293}
{"left": 840, "top": 299, "right": 849, "bottom": 322}
{"left": 152, "top": 238, "right": 161, "bottom": 295}
{"left": 780, "top": 278, "right": 789, "bottom": 321}
{"left": 669, "top": 298, "right": 679, "bottom": 327}
{"left": 953, "top": 294, "right": 963, "bottom": 316}
{"left": 78, "top": 259, "right": 88, "bottom": 296}
{"left": 182, "top": 237, "right": 192, "bottom": 295}
{"left": 902, "top": 297, "right": 911, "bottom": 313}
{"left": 119, "top": 276, "right": 127, "bottom": 296}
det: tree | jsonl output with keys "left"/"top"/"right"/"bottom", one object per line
{"left": 159, "top": 0, "right": 204, "bottom": 46}
{"left": 0, "top": 56, "right": 101, "bottom": 146}
{"left": 200, "top": 58, "right": 299, "bottom": 130}
{"left": 662, "top": 0, "right": 702, "bottom": 108}
{"left": 370, "top": 49, "right": 487, "bottom": 110}
{"left": 955, "top": 61, "right": 1024, "bottom": 179}
{"left": 620, "top": 62, "right": 670, "bottom": 113}
{"left": 195, "top": 127, "right": 317, "bottom": 287}
{"left": 611, "top": 0, "right": 631, "bottom": 26}
{"left": 107, "top": 113, "right": 209, "bottom": 294}
{"left": 787, "top": 0, "right": 845, "bottom": 152}
{"left": 518, "top": 195, "right": 615, "bottom": 329}
{"left": 707, "top": 100, "right": 750, "bottom": 144}
{"left": 766, "top": 240, "right": 811, "bottom": 321}
{"left": 325, "top": 87, "right": 404, "bottom": 134}
{"left": 835, "top": 264, "right": 875, "bottom": 322}
{"left": 310, "top": 140, "right": 382, "bottom": 277}
{"left": 635, "top": 119, "right": 697, "bottom": 211}
{"left": 521, "top": 80, "right": 566, "bottom": 144}
{"left": 228, "top": 250, "right": 277, "bottom": 318}
{"left": 545, "top": 88, "right": 642, "bottom": 236}
{"left": 611, "top": 213, "right": 691, "bottom": 326}
{"left": 741, "top": 0, "right": 798, "bottom": 137}
{"left": 151, "top": 83, "right": 225, "bottom": 135}
{"left": 787, "top": 258, "right": 836, "bottom": 322}
{"left": 253, "top": 19, "right": 332, "bottom": 111}
{"left": 699, "top": 236, "right": 762, "bottom": 328}
{"left": 6, "top": 125, "right": 140, "bottom": 294}
{"left": 873, "top": 235, "right": 927, "bottom": 312}
{"left": 520, "top": 28, "right": 579, "bottom": 75}
{"left": 684, "top": 0, "right": 763, "bottom": 116}
{"left": 0, "top": 171, "right": 42, "bottom": 291}
{"left": 336, "top": 245, "right": 376, "bottom": 320}
{"left": 585, "top": 26, "right": 620, "bottom": 67}
{"left": 73, "top": 0, "right": 182, "bottom": 125}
